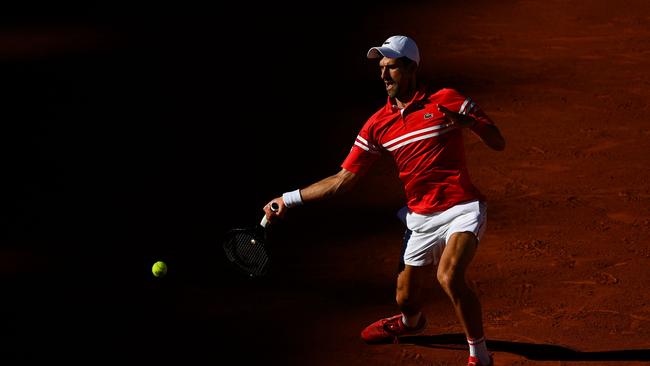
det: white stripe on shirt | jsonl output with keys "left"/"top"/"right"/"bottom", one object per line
{"left": 459, "top": 98, "right": 471, "bottom": 115}
{"left": 385, "top": 126, "right": 457, "bottom": 152}
{"left": 356, "top": 135, "right": 369, "bottom": 145}
{"left": 354, "top": 140, "right": 369, "bottom": 151}
{"left": 382, "top": 123, "right": 453, "bottom": 149}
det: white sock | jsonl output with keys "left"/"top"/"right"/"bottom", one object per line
{"left": 468, "top": 336, "right": 490, "bottom": 364}
{"left": 401, "top": 312, "right": 422, "bottom": 329}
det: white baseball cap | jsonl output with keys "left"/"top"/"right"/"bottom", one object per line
{"left": 367, "top": 35, "right": 420, "bottom": 65}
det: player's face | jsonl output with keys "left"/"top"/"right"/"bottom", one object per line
{"left": 379, "top": 57, "right": 414, "bottom": 99}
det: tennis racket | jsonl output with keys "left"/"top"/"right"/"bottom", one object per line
{"left": 222, "top": 202, "right": 279, "bottom": 278}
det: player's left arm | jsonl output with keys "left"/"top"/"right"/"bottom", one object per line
{"left": 437, "top": 104, "right": 505, "bottom": 151}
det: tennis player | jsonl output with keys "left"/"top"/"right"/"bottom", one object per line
{"left": 263, "top": 35, "right": 505, "bottom": 366}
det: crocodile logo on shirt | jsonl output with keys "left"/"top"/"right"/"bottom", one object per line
{"left": 424, "top": 113, "right": 434, "bottom": 119}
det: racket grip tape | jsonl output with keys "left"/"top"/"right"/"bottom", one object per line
{"left": 260, "top": 202, "right": 280, "bottom": 227}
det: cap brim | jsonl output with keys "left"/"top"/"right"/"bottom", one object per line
{"left": 367, "top": 47, "right": 402, "bottom": 59}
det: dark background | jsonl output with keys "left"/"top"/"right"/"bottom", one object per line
{"left": 1, "top": 3, "right": 410, "bottom": 364}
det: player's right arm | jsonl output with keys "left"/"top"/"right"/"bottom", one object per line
{"left": 300, "top": 168, "right": 359, "bottom": 202}
{"left": 263, "top": 168, "right": 359, "bottom": 221}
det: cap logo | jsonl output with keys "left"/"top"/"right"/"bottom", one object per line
{"left": 383, "top": 41, "right": 390, "bottom": 45}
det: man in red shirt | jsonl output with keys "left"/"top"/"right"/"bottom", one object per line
{"left": 263, "top": 35, "right": 505, "bottom": 366}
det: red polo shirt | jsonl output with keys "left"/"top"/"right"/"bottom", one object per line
{"left": 341, "top": 86, "right": 495, "bottom": 214}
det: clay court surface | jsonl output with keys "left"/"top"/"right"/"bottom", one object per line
{"left": 3, "top": 1, "right": 650, "bottom": 365}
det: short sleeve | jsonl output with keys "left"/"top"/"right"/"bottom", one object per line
{"left": 341, "top": 121, "right": 381, "bottom": 176}
{"left": 457, "top": 95, "right": 495, "bottom": 128}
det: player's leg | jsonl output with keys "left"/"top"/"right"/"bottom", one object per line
{"left": 360, "top": 263, "right": 430, "bottom": 343}
{"left": 360, "top": 224, "right": 434, "bottom": 344}
{"left": 437, "top": 231, "right": 492, "bottom": 365}
{"left": 437, "top": 232, "right": 483, "bottom": 338}
{"left": 396, "top": 263, "right": 431, "bottom": 326}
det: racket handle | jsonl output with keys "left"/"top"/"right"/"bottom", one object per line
{"left": 260, "top": 202, "right": 280, "bottom": 228}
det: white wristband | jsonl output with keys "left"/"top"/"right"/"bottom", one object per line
{"left": 282, "top": 189, "right": 303, "bottom": 208}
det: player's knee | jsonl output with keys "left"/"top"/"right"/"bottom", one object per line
{"left": 436, "top": 270, "right": 451, "bottom": 292}
{"left": 437, "top": 267, "right": 465, "bottom": 296}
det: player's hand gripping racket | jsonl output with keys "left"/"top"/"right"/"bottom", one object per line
{"left": 222, "top": 202, "right": 279, "bottom": 278}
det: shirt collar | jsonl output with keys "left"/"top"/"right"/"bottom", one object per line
{"left": 386, "top": 83, "right": 428, "bottom": 113}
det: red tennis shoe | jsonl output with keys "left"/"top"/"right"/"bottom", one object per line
{"left": 468, "top": 355, "right": 493, "bottom": 366}
{"left": 360, "top": 314, "right": 426, "bottom": 344}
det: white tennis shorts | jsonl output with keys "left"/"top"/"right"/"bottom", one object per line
{"left": 397, "top": 200, "right": 487, "bottom": 267}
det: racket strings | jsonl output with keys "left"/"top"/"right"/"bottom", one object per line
{"left": 225, "top": 230, "right": 269, "bottom": 276}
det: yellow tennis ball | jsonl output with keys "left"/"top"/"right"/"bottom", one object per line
{"left": 152, "top": 261, "right": 168, "bottom": 277}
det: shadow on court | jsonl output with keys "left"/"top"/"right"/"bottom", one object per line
{"left": 400, "top": 334, "right": 650, "bottom": 362}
